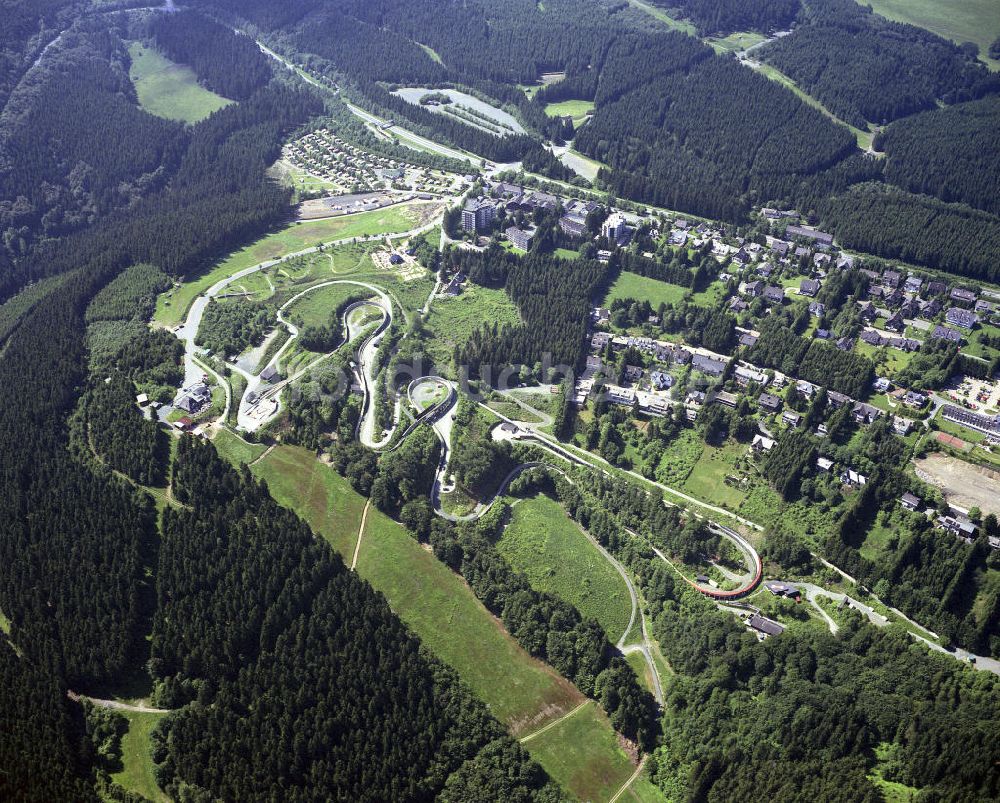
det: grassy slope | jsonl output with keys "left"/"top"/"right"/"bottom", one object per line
{"left": 498, "top": 494, "right": 632, "bottom": 641}
{"left": 111, "top": 710, "right": 170, "bottom": 803}
{"left": 127, "top": 42, "right": 231, "bottom": 124}
{"left": 244, "top": 446, "right": 652, "bottom": 801}
{"left": 210, "top": 428, "right": 267, "bottom": 467}
{"left": 524, "top": 702, "right": 661, "bottom": 803}
{"left": 603, "top": 271, "right": 689, "bottom": 309}
{"left": 247, "top": 447, "right": 581, "bottom": 729}
{"left": 154, "top": 205, "right": 430, "bottom": 326}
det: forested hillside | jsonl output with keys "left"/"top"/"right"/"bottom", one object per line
{"left": 760, "top": 0, "right": 1000, "bottom": 127}
{"left": 876, "top": 96, "right": 1000, "bottom": 216}
{"left": 577, "top": 53, "right": 857, "bottom": 221}
{"left": 152, "top": 439, "right": 562, "bottom": 801}
{"left": 650, "top": 0, "right": 800, "bottom": 36}
{"left": 451, "top": 246, "right": 608, "bottom": 380}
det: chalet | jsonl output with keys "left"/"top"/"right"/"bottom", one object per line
{"left": 872, "top": 377, "right": 891, "bottom": 393}
{"left": 900, "top": 492, "right": 921, "bottom": 511}
{"left": 763, "top": 285, "right": 785, "bottom": 305}
{"left": 816, "top": 456, "right": 834, "bottom": 472}
{"left": 903, "top": 276, "right": 923, "bottom": 294}
{"left": 692, "top": 354, "right": 727, "bottom": 376}
{"left": 949, "top": 287, "right": 977, "bottom": 306}
{"left": 813, "top": 252, "right": 831, "bottom": 267}
{"left": 882, "top": 269, "right": 901, "bottom": 289}
{"left": 808, "top": 301, "right": 826, "bottom": 317}
{"left": 729, "top": 297, "right": 750, "bottom": 314}
{"left": 836, "top": 336, "right": 854, "bottom": 351}
{"left": 815, "top": 328, "right": 831, "bottom": 340}
{"left": 867, "top": 286, "right": 885, "bottom": 302}
{"left": 669, "top": 230, "right": 687, "bottom": 246}
{"left": 945, "top": 307, "right": 978, "bottom": 329}
{"left": 175, "top": 382, "right": 211, "bottom": 413}
{"left": 686, "top": 390, "right": 707, "bottom": 406}
{"left": 796, "top": 379, "right": 816, "bottom": 399}
{"left": 841, "top": 469, "right": 867, "bottom": 487}
{"left": 765, "top": 581, "right": 801, "bottom": 599}
{"left": 744, "top": 279, "right": 764, "bottom": 297}
{"left": 884, "top": 290, "right": 904, "bottom": 308}
{"left": 853, "top": 402, "right": 882, "bottom": 425}
{"left": 903, "top": 390, "right": 927, "bottom": 408}
{"left": 974, "top": 299, "right": 995, "bottom": 316}
{"left": 836, "top": 254, "right": 855, "bottom": 270}
{"left": 860, "top": 330, "right": 885, "bottom": 347}
{"left": 674, "top": 218, "right": 689, "bottom": 230}
{"left": 738, "top": 332, "right": 758, "bottom": 348}
{"left": 827, "top": 390, "right": 850, "bottom": 409}
{"left": 771, "top": 240, "right": 790, "bottom": 258}
{"left": 747, "top": 614, "right": 785, "bottom": 638}
{"left": 260, "top": 365, "right": 280, "bottom": 383}
{"left": 859, "top": 303, "right": 877, "bottom": 323}
{"left": 757, "top": 263, "right": 775, "bottom": 278}
{"left": 892, "top": 416, "right": 912, "bottom": 436}
{"left": 650, "top": 370, "right": 673, "bottom": 390}
{"left": 591, "top": 331, "right": 612, "bottom": 349}
{"left": 606, "top": 385, "right": 636, "bottom": 406}
{"left": 732, "top": 248, "right": 750, "bottom": 265}
{"left": 884, "top": 312, "right": 905, "bottom": 332}
{"left": 919, "top": 298, "right": 942, "bottom": 319}
{"left": 938, "top": 514, "right": 977, "bottom": 540}
{"left": 735, "top": 365, "right": 767, "bottom": 387}
{"left": 759, "top": 393, "right": 783, "bottom": 413}
{"left": 714, "top": 390, "right": 739, "bottom": 409}
{"left": 926, "top": 280, "right": 947, "bottom": 297}
{"left": 795, "top": 246, "right": 810, "bottom": 259}
{"left": 931, "top": 325, "right": 963, "bottom": 344}
{"left": 135, "top": 393, "right": 149, "bottom": 406}
{"left": 782, "top": 410, "right": 802, "bottom": 428}
{"left": 624, "top": 364, "right": 644, "bottom": 382}
{"left": 752, "top": 434, "right": 776, "bottom": 452}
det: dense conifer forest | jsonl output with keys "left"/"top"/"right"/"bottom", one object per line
{"left": 759, "top": 0, "right": 1000, "bottom": 127}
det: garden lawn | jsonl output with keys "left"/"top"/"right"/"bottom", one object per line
{"left": 128, "top": 42, "right": 231, "bottom": 124}
{"left": 498, "top": 494, "right": 632, "bottom": 640}
{"left": 603, "top": 271, "right": 689, "bottom": 309}
{"left": 682, "top": 441, "right": 748, "bottom": 510}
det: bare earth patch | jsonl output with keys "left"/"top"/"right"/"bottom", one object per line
{"left": 913, "top": 453, "right": 1000, "bottom": 516}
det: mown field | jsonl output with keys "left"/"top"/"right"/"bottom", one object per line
{"left": 111, "top": 709, "right": 170, "bottom": 803}
{"left": 498, "top": 493, "right": 633, "bottom": 641}
{"left": 154, "top": 205, "right": 434, "bottom": 326}
{"left": 127, "top": 42, "right": 231, "bottom": 124}
{"left": 603, "top": 271, "right": 689, "bottom": 310}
